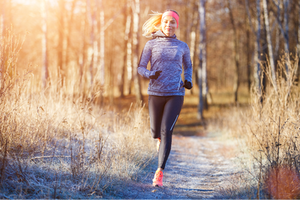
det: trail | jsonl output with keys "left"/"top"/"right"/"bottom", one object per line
{"left": 107, "top": 133, "right": 241, "bottom": 199}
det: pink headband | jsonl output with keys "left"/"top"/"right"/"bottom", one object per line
{"left": 162, "top": 11, "right": 179, "bottom": 28}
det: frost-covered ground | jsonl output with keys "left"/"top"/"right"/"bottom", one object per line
{"left": 103, "top": 134, "right": 249, "bottom": 199}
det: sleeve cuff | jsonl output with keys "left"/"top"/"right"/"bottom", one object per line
{"left": 145, "top": 71, "right": 156, "bottom": 79}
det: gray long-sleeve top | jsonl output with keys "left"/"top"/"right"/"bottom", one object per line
{"left": 138, "top": 30, "right": 193, "bottom": 96}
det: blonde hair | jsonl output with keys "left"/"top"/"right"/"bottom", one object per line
{"left": 142, "top": 10, "right": 180, "bottom": 38}
{"left": 142, "top": 11, "right": 163, "bottom": 38}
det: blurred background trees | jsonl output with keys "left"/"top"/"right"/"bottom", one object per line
{"left": 1, "top": 0, "right": 300, "bottom": 116}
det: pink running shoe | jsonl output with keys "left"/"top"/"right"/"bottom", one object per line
{"left": 152, "top": 170, "right": 163, "bottom": 187}
{"left": 157, "top": 138, "right": 161, "bottom": 152}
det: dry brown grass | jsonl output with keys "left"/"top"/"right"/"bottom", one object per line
{"left": 0, "top": 30, "right": 155, "bottom": 199}
{"left": 219, "top": 54, "right": 300, "bottom": 198}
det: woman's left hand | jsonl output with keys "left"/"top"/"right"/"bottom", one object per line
{"left": 183, "top": 80, "right": 192, "bottom": 89}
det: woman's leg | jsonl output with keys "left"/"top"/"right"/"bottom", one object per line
{"left": 148, "top": 95, "right": 165, "bottom": 139}
{"left": 158, "top": 96, "right": 184, "bottom": 170}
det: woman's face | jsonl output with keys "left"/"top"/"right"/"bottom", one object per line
{"left": 161, "top": 15, "right": 178, "bottom": 37}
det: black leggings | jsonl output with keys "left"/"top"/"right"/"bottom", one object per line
{"left": 148, "top": 95, "right": 184, "bottom": 170}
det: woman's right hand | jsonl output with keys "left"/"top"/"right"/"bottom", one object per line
{"left": 149, "top": 71, "right": 162, "bottom": 80}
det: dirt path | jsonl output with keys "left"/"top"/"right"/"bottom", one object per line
{"left": 107, "top": 133, "right": 241, "bottom": 199}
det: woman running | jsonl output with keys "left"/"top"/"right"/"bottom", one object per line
{"left": 138, "top": 9, "right": 193, "bottom": 187}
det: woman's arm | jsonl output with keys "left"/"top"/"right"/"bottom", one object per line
{"left": 183, "top": 44, "right": 193, "bottom": 86}
{"left": 138, "top": 41, "right": 158, "bottom": 79}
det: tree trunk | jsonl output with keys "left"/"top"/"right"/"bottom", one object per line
{"left": 65, "top": 0, "right": 77, "bottom": 77}
{"left": 190, "top": 1, "right": 199, "bottom": 95}
{"left": 120, "top": 0, "right": 130, "bottom": 98}
{"left": 190, "top": 30, "right": 196, "bottom": 96}
{"left": 127, "top": 13, "right": 133, "bottom": 95}
{"left": 245, "top": 0, "right": 263, "bottom": 96}
{"left": 274, "top": 0, "right": 281, "bottom": 61}
{"left": 298, "top": 1, "right": 300, "bottom": 55}
{"left": 41, "top": 0, "right": 49, "bottom": 89}
{"left": 79, "top": 1, "right": 88, "bottom": 89}
{"left": 283, "top": 0, "right": 289, "bottom": 54}
{"left": 99, "top": 0, "right": 105, "bottom": 87}
{"left": 94, "top": 0, "right": 105, "bottom": 105}
{"left": 228, "top": 0, "right": 240, "bottom": 104}
{"left": 246, "top": 0, "right": 262, "bottom": 94}
{"left": 197, "top": 0, "right": 208, "bottom": 119}
{"left": 0, "top": 0, "right": 5, "bottom": 38}
{"left": 184, "top": 0, "right": 191, "bottom": 45}
{"left": 0, "top": 0, "right": 5, "bottom": 81}
{"left": 191, "top": 0, "right": 199, "bottom": 69}
{"left": 297, "top": 1, "right": 300, "bottom": 80}
{"left": 132, "top": 0, "right": 143, "bottom": 103}
{"left": 0, "top": 0, "right": 11, "bottom": 36}
{"left": 109, "top": 59, "right": 114, "bottom": 104}
{"left": 255, "top": 0, "right": 262, "bottom": 95}
{"left": 58, "top": 0, "right": 65, "bottom": 86}
{"left": 92, "top": 0, "right": 98, "bottom": 87}
{"left": 245, "top": 11, "right": 251, "bottom": 93}
{"left": 87, "top": 0, "right": 97, "bottom": 87}
{"left": 263, "top": 0, "right": 277, "bottom": 91}
{"left": 272, "top": 0, "right": 289, "bottom": 72}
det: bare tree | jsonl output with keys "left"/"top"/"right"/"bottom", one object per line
{"left": 91, "top": 0, "right": 99, "bottom": 87}
{"left": 132, "top": 0, "right": 143, "bottom": 103}
{"left": 263, "top": 0, "right": 277, "bottom": 91}
{"left": 297, "top": 1, "right": 300, "bottom": 78}
{"left": 98, "top": 0, "right": 105, "bottom": 87}
{"left": 197, "top": 0, "right": 208, "bottom": 119}
{"left": 57, "top": 0, "right": 66, "bottom": 86}
{"left": 89, "top": 0, "right": 106, "bottom": 104}
{"left": 283, "top": 0, "right": 289, "bottom": 54}
{"left": 245, "top": 0, "right": 262, "bottom": 95}
{"left": 274, "top": 0, "right": 281, "bottom": 61}
{"left": 184, "top": 0, "right": 192, "bottom": 45}
{"left": 120, "top": 0, "right": 131, "bottom": 97}
{"left": 78, "top": 1, "right": 88, "bottom": 88}
{"left": 41, "top": 0, "right": 49, "bottom": 88}
{"left": 65, "top": 0, "right": 78, "bottom": 76}
{"left": 228, "top": 0, "right": 240, "bottom": 104}
{"left": 298, "top": 1, "right": 300, "bottom": 57}
{"left": 127, "top": 11, "right": 133, "bottom": 95}
{"left": 87, "top": 0, "right": 98, "bottom": 86}
{"left": 245, "top": 10, "right": 252, "bottom": 93}
{"left": 255, "top": 0, "right": 262, "bottom": 95}
{"left": 108, "top": 58, "right": 114, "bottom": 104}
{"left": 0, "top": 0, "right": 5, "bottom": 37}
{"left": 0, "top": 0, "right": 6, "bottom": 81}
{"left": 190, "top": 0, "right": 199, "bottom": 95}
{"left": 271, "top": 0, "right": 290, "bottom": 73}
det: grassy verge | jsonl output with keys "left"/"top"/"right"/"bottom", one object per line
{"left": 0, "top": 31, "right": 155, "bottom": 199}
{"left": 219, "top": 55, "right": 300, "bottom": 199}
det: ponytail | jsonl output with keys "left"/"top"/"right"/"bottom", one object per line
{"left": 142, "top": 11, "right": 163, "bottom": 38}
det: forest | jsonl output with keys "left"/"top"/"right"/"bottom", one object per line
{"left": 1, "top": 0, "right": 299, "bottom": 111}
{"left": 1, "top": 0, "right": 300, "bottom": 198}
